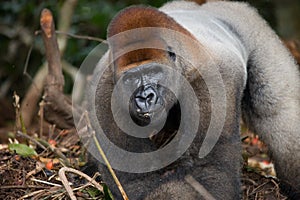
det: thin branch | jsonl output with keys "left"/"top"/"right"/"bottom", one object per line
{"left": 81, "top": 111, "right": 129, "bottom": 200}
{"left": 26, "top": 161, "right": 45, "bottom": 179}
{"left": 37, "top": 138, "right": 71, "bottom": 167}
{"left": 20, "top": 64, "right": 47, "bottom": 127}
{"left": 35, "top": 30, "right": 107, "bottom": 43}
{"left": 56, "top": 30, "right": 107, "bottom": 43}
{"left": 16, "top": 131, "right": 47, "bottom": 151}
{"left": 58, "top": 167, "right": 104, "bottom": 200}
{"left": 0, "top": 185, "right": 49, "bottom": 189}
{"left": 18, "top": 189, "right": 46, "bottom": 200}
{"left": 23, "top": 45, "right": 34, "bottom": 81}
{"left": 31, "top": 178, "right": 63, "bottom": 187}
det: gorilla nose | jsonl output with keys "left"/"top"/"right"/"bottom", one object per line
{"left": 135, "top": 85, "right": 160, "bottom": 114}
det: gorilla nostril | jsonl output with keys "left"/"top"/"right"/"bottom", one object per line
{"left": 134, "top": 86, "right": 159, "bottom": 113}
{"left": 146, "top": 93, "right": 156, "bottom": 103}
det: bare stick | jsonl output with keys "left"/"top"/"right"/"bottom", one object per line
{"left": 92, "top": 132, "right": 129, "bottom": 200}
{"left": 80, "top": 111, "right": 129, "bottom": 200}
{"left": 20, "top": 64, "right": 47, "bottom": 127}
{"left": 39, "top": 8, "right": 76, "bottom": 129}
{"left": 38, "top": 100, "right": 45, "bottom": 138}
{"left": 40, "top": 9, "right": 64, "bottom": 90}
{"left": 21, "top": 0, "right": 77, "bottom": 128}
{"left": 31, "top": 178, "right": 63, "bottom": 187}
{"left": 56, "top": 31, "right": 107, "bottom": 43}
{"left": 58, "top": 167, "right": 104, "bottom": 200}
{"left": 19, "top": 189, "right": 46, "bottom": 200}
{"left": 16, "top": 131, "right": 47, "bottom": 151}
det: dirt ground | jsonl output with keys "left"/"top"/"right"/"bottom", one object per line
{"left": 0, "top": 123, "right": 288, "bottom": 200}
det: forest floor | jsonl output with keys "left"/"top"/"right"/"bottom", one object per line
{"left": 0, "top": 111, "right": 288, "bottom": 200}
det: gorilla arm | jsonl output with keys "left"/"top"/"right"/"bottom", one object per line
{"left": 200, "top": 1, "right": 300, "bottom": 194}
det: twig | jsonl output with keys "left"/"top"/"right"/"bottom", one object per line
{"left": 0, "top": 185, "right": 49, "bottom": 189}
{"left": 20, "top": 64, "right": 47, "bottom": 127}
{"left": 38, "top": 100, "right": 45, "bottom": 138}
{"left": 81, "top": 111, "right": 129, "bottom": 200}
{"left": 56, "top": 30, "right": 107, "bottom": 43}
{"left": 47, "top": 144, "right": 71, "bottom": 167}
{"left": 92, "top": 132, "right": 129, "bottom": 200}
{"left": 241, "top": 177, "right": 259, "bottom": 186}
{"left": 13, "top": 92, "right": 27, "bottom": 134}
{"left": 72, "top": 172, "right": 101, "bottom": 192}
{"left": 249, "top": 181, "right": 269, "bottom": 195}
{"left": 31, "top": 133, "right": 71, "bottom": 167}
{"left": 23, "top": 45, "right": 34, "bottom": 81}
{"left": 16, "top": 131, "right": 47, "bottom": 151}
{"left": 48, "top": 124, "right": 56, "bottom": 140}
{"left": 26, "top": 161, "right": 45, "bottom": 179}
{"left": 35, "top": 30, "right": 107, "bottom": 44}
{"left": 31, "top": 177, "right": 63, "bottom": 187}
{"left": 58, "top": 167, "right": 104, "bottom": 200}
{"left": 270, "top": 179, "right": 283, "bottom": 198}
{"left": 18, "top": 189, "right": 46, "bottom": 200}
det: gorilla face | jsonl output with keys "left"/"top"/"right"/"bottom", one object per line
{"left": 121, "top": 63, "right": 178, "bottom": 127}
{"left": 129, "top": 83, "right": 165, "bottom": 126}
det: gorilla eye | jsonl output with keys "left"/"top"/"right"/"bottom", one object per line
{"left": 167, "top": 46, "right": 176, "bottom": 62}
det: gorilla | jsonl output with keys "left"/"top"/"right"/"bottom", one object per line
{"left": 83, "top": 1, "right": 300, "bottom": 199}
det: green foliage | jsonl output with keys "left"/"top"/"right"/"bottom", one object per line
{"left": 103, "top": 184, "right": 114, "bottom": 200}
{"left": 81, "top": 184, "right": 113, "bottom": 200}
{"left": 8, "top": 143, "right": 38, "bottom": 157}
{"left": 84, "top": 186, "right": 103, "bottom": 199}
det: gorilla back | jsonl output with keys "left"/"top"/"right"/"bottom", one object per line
{"left": 87, "top": 1, "right": 300, "bottom": 199}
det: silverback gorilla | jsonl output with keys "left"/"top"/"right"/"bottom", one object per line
{"left": 84, "top": 1, "right": 300, "bottom": 199}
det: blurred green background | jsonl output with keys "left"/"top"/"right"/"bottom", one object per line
{"left": 0, "top": 0, "right": 299, "bottom": 100}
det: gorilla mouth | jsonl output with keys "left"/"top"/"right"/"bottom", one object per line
{"left": 136, "top": 103, "right": 164, "bottom": 117}
{"left": 138, "top": 111, "right": 151, "bottom": 120}
{"left": 132, "top": 102, "right": 166, "bottom": 127}
{"left": 129, "top": 84, "right": 166, "bottom": 126}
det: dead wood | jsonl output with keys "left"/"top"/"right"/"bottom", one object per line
{"left": 40, "top": 9, "right": 74, "bottom": 129}
{"left": 21, "top": 0, "right": 77, "bottom": 128}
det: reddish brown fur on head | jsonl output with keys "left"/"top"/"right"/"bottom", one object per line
{"left": 107, "top": 6, "right": 195, "bottom": 76}
{"left": 108, "top": 6, "right": 192, "bottom": 37}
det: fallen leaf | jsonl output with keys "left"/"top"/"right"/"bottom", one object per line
{"left": 9, "top": 143, "right": 37, "bottom": 157}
